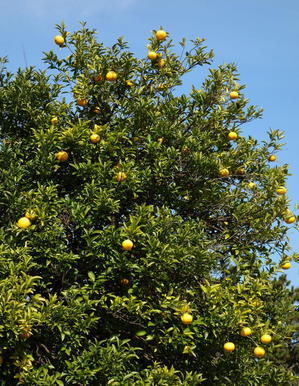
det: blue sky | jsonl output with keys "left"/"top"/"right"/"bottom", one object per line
{"left": 1, "top": 0, "right": 298, "bottom": 284}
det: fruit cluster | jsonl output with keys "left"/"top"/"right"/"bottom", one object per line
{"left": 223, "top": 330, "right": 273, "bottom": 359}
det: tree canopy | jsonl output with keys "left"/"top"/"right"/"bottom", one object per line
{"left": 0, "top": 22, "right": 298, "bottom": 385}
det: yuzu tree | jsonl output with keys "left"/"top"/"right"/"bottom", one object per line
{"left": 0, "top": 22, "right": 298, "bottom": 384}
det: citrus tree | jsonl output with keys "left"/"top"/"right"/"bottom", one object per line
{"left": 0, "top": 22, "right": 298, "bottom": 385}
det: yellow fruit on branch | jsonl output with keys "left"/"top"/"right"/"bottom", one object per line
{"left": 17, "top": 217, "right": 31, "bottom": 229}
{"left": 248, "top": 182, "right": 257, "bottom": 189}
{"left": 94, "top": 106, "right": 101, "bottom": 114}
{"left": 260, "top": 334, "right": 272, "bottom": 344}
{"left": 77, "top": 99, "right": 88, "bottom": 107}
{"left": 181, "top": 313, "right": 193, "bottom": 325}
{"left": 90, "top": 133, "right": 101, "bottom": 144}
{"left": 235, "top": 168, "right": 246, "bottom": 176}
{"left": 106, "top": 71, "right": 118, "bottom": 81}
{"left": 219, "top": 168, "right": 230, "bottom": 177}
{"left": 126, "top": 80, "right": 134, "bottom": 87}
{"left": 148, "top": 51, "right": 158, "bottom": 60}
{"left": 285, "top": 216, "right": 296, "bottom": 224}
{"left": 254, "top": 346, "right": 265, "bottom": 358}
{"left": 56, "top": 151, "right": 69, "bottom": 162}
{"left": 268, "top": 154, "right": 277, "bottom": 162}
{"left": 158, "top": 59, "right": 166, "bottom": 68}
{"left": 276, "top": 186, "right": 287, "bottom": 195}
{"left": 122, "top": 239, "right": 134, "bottom": 251}
{"left": 120, "top": 278, "right": 129, "bottom": 285}
{"left": 240, "top": 327, "right": 252, "bottom": 337}
{"left": 281, "top": 261, "right": 291, "bottom": 269}
{"left": 230, "top": 91, "right": 239, "bottom": 99}
{"left": 54, "top": 35, "right": 64, "bottom": 46}
{"left": 51, "top": 116, "right": 58, "bottom": 125}
{"left": 155, "top": 29, "right": 167, "bottom": 41}
{"left": 228, "top": 131, "right": 238, "bottom": 140}
{"left": 223, "top": 342, "right": 235, "bottom": 352}
{"left": 115, "top": 171, "right": 127, "bottom": 182}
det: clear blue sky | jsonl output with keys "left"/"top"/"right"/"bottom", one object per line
{"left": 1, "top": 0, "right": 298, "bottom": 284}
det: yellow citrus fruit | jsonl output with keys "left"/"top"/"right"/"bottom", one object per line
{"left": 94, "top": 107, "right": 101, "bottom": 114}
{"left": 181, "top": 313, "right": 193, "bottom": 325}
{"left": 77, "top": 99, "right": 88, "bottom": 107}
{"left": 115, "top": 171, "right": 127, "bottom": 182}
{"left": 276, "top": 186, "right": 287, "bottom": 195}
{"left": 122, "top": 239, "right": 134, "bottom": 251}
{"left": 94, "top": 74, "right": 102, "bottom": 82}
{"left": 260, "top": 334, "right": 272, "bottom": 344}
{"left": 106, "top": 71, "right": 118, "bottom": 81}
{"left": 56, "top": 151, "right": 69, "bottom": 162}
{"left": 223, "top": 342, "right": 235, "bottom": 352}
{"left": 248, "top": 182, "right": 257, "bottom": 189}
{"left": 126, "top": 80, "right": 134, "bottom": 87}
{"left": 219, "top": 168, "right": 230, "bottom": 177}
{"left": 158, "top": 137, "right": 165, "bottom": 144}
{"left": 254, "top": 346, "right": 265, "bottom": 358}
{"left": 285, "top": 216, "right": 296, "bottom": 224}
{"left": 17, "top": 217, "right": 31, "bottom": 229}
{"left": 228, "top": 131, "right": 238, "bottom": 140}
{"left": 90, "top": 133, "right": 101, "bottom": 143}
{"left": 268, "top": 154, "right": 277, "bottom": 162}
{"left": 155, "top": 29, "right": 167, "bottom": 41}
{"left": 51, "top": 116, "right": 58, "bottom": 125}
{"left": 25, "top": 211, "right": 37, "bottom": 221}
{"left": 120, "top": 278, "right": 129, "bottom": 285}
{"left": 240, "top": 327, "right": 252, "bottom": 337}
{"left": 148, "top": 51, "right": 158, "bottom": 60}
{"left": 54, "top": 35, "right": 64, "bottom": 46}
{"left": 281, "top": 261, "right": 291, "bottom": 269}
{"left": 235, "top": 168, "right": 246, "bottom": 176}
{"left": 158, "top": 59, "right": 166, "bottom": 68}
{"left": 230, "top": 91, "right": 239, "bottom": 99}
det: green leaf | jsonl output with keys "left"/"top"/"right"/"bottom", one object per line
{"left": 88, "top": 271, "right": 95, "bottom": 282}
{"left": 136, "top": 330, "right": 147, "bottom": 337}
